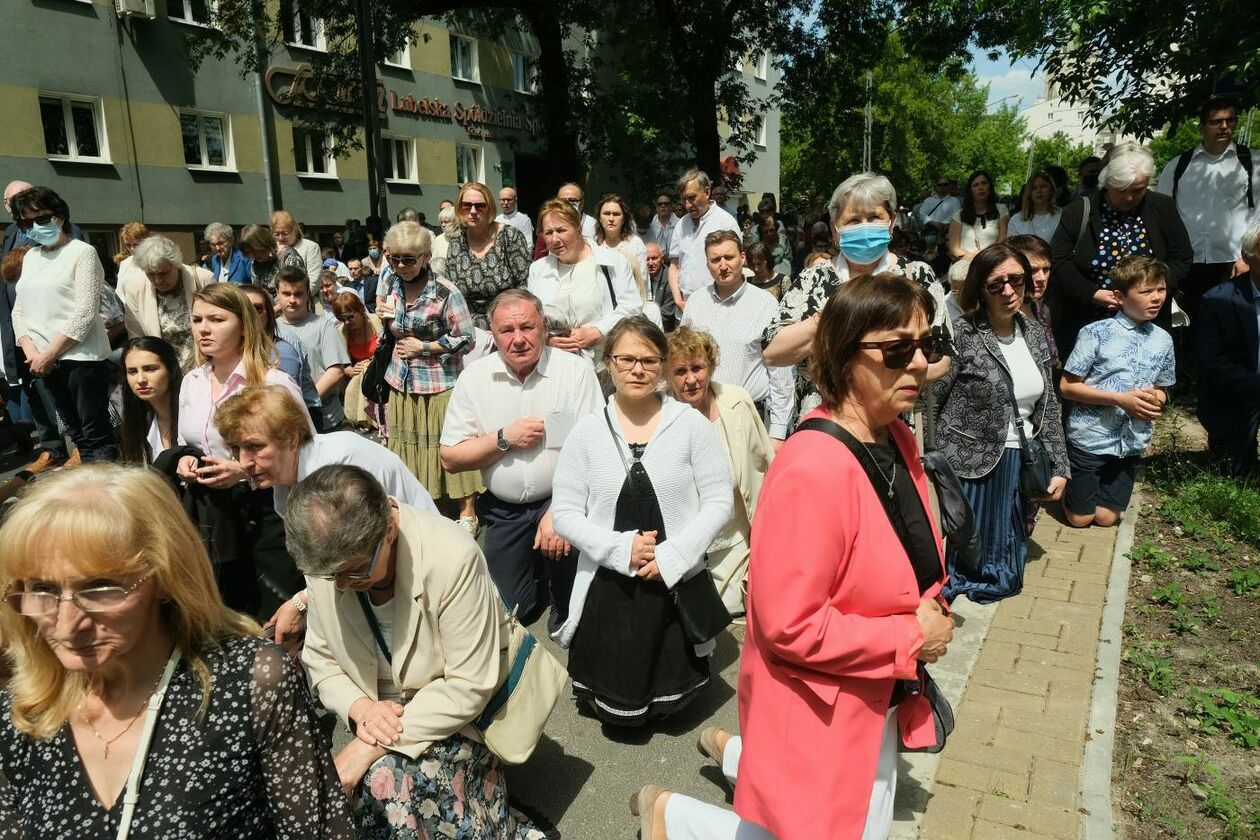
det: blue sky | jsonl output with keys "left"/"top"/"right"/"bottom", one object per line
{"left": 969, "top": 48, "right": 1045, "bottom": 113}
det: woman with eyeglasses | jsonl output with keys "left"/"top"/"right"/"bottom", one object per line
{"left": 932, "top": 243, "right": 1069, "bottom": 604}
{"left": 330, "top": 291, "right": 385, "bottom": 432}
{"left": 0, "top": 465, "right": 354, "bottom": 838}
{"left": 282, "top": 465, "right": 544, "bottom": 839}
{"left": 378, "top": 222, "right": 482, "bottom": 535}
{"left": 629, "top": 274, "right": 953, "bottom": 840}
{"left": 551, "top": 316, "right": 733, "bottom": 727}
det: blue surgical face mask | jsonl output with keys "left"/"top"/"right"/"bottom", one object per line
{"left": 837, "top": 221, "right": 891, "bottom": 265}
{"left": 26, "top": 218, "right": 63, "bottom": 247}
{"left": 368, "top": 248, "right": 380, "bottom": 259}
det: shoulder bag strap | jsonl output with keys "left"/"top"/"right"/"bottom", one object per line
{"left": 600, "top": 264, "right": 618, "bottom": 309}
{"left": 603, "top": 407, "right": 631, "bottom": 475}
{"left": 1171, "top": 149, "right": 1194, "bottom": 201}
{"left": 115, "top": 648, "right": 182, "bottom": 840}
{"left": 990, "top": 332, "right": 1035, "bottom": 449}
{"left": 356, "top": 592, "right": 393, "bottom": 664}
{"left": 1073, "top": 196, "right": 1091, "bottom": 260}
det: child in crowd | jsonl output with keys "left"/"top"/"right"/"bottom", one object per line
{"left": 1059, "top": 255, "right": 1175, "bottom": 527}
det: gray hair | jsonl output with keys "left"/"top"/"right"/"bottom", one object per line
{"left": 487, "top": 288, "right": 545, "bottom": 322}
{"left": 383, "top": 221, "right": 433, "bottom": 256}
{"left": 438, "top": 206, "right": 457, "bottom": 231}
{"left": 132, "top": 235, "right": 183, "bottom": 273}
{"left": 828, "top": 172, "right": 897, "bottom": 221}
{"left": 1242, "top": 220, "right": 1260, "bottom": 257}
{"left": 677, "top": 168, "right": 710, "bottom": 194}
{"left": 203, "top": 222, "right": 234, "bottom": 245}
{"left": 395, "top": 207, "right": 421, "bottom": 223}
{"left": 1099, "top": 142, "right": 1156, "bottom": 190}
{"left": 284, "top": 465, "right": 391, "bottom": 576}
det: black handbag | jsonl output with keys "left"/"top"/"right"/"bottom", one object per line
{"left": 994, "top": 331, "right": 1054, "bottom": 499}
{"left": 921, "top": 450, "right": 984, "bottom": 575}
{"left": 901, "top": 665, "right": 955, "bottom": 754}
{"left": 603, "top": 409, "right": 731, "bottom": 644}
{"left": 360, "top": 327, "right": 397, "bottom": 405}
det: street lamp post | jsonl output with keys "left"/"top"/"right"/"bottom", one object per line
{"left": 356, "top": 0, "right": 388, "bottom": 235}
{"left": 1025, "top": 119, "right": 1063, "bottom": 182}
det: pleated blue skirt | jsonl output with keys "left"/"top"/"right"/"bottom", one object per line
{"left": 944, "top": 448, "right": 1027, "bottom": 604}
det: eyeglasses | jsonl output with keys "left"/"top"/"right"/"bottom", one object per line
{"left": 459, "top": 201, "right": 488, "bottom": 211}
{"left": 387, "top": 254, "right": 421, "bottom": 267}
{"left": 984, "top": 274, "right": 1026, "bottom": 295}
{"left": 609, "top": 354, "right": 663, "bottom": 372}
{"left": 1204, "top": 116, "right": 1238, "bottom": 127}
{"left": 857, "top": 336, "right": 945, "bottom": 369}
{"left": 16, "top": 213, "right": 55, "bottom": 231}
{"left": 4, "top": 574, "right": 150, "bottom": 617}
{"left": 311, "top": 540, "right": 383, "bottom": 583}
{"left": 656, "top": 201, "right": 672, "bottom": 207}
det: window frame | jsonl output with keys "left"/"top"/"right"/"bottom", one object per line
{"left": 285, "top": 6, "right": 327, "bottom": 52}
{"left": 511, "top": 52, "right": 538, "bottom": 95}
{"left": 166, "top": 0, "right": 215, "bottom": 26}
{"left": 753, "top": 115, "right": 767, "bottom": 149}
{"left": 455, "top": 144, "right": 482, "bottom": 185}
{"left": 450, "top": 34, "right": 480, "bottom": 83}
{"left": 382, "top": 135, "right": 418, "bottom": 184}
{"left": 754, "top": 50, "right": 770, "bottom": 81}
{"left": 38, "top": 93, "right": 110, "bottom": 164}
{"left": 383, "top": 40, "right": 411, "bottom": 70}
{"left": 178, "top": 109, "right": 235, "bottom": 172}
{"left": 292, "top": 127, "right": 337, "bottom": 179}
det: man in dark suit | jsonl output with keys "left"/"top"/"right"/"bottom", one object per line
{"left": 344, "top": 258, "right": 378, "bottom": 313}
{"left": 1196, "top": 221, "right": 1260, "bottom": 475}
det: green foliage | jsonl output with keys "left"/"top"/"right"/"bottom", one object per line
{"left": 1150, "top": 120, "right": 1203, "bottom": 172}
{"left": 1026, "top": 131, "right": 1096, "bottom": 176}
{"left": 1198, "top": 594, "right": 1222, "bottom": 625}
{"left": 1178, "top": 548, "right": 1218, "bottom": 574}
{"left": 1226, "top": 567, "right": 1260, "bottom": 597}
{"left": 1173, "top": 756, "right": 1260, "bottom": 839}
{"left": 1128, "top": 538, "right": 1173, "bottom": 571}
{"left": 1160, "top": 476, "right": 1260, "bottom": 548}
{"left": 1150, "top": 581, "right": 1186, "bottom": 608}
{"left": 1184, "top": 688, "right": 1260, "bottom": 750}
{"left": 1123, "top": 643, "right": 1176, "bottom": 695}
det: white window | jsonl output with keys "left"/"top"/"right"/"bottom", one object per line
{"left": 384, "top": 40, "right": 411, "bottom": 69}
{"left": 284, "top": 5, "right": 326, "bottom": 51}
{"left": 450, "top": 35, "right": 479, "bottom": 82}
{"left": 455, "top": 144, "right": 482, "bottom": 185}
{"left": 39, "top": 94, "right": 109, "bottom": 163}
{"left": 166, "top": 0, "right": 213, "bottom": 25}
{"left": 382, "top": 136, "right": 416, "bottom": 183}
{"left": 512, "top": 53, "right": 538, "bottom": 94}
{"left": 753, "top": 116, "right": 767, "bottom": 148}
{"left": 293, "top": 127, "right": 335, "bottom": 178}
{"left": 755, "top": 50, "right": 769, "bottom": 81}
{"left": 179, "top": 111, "right": 234, "bottom": 170}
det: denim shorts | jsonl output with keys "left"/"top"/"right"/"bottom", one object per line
{"left": 1064, "top": 444, "right": 1140, "bottom": 515}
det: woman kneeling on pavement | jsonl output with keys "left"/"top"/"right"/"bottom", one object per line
{"left": 631, "top": 274, "right": 955, "bottom": 840}
{"left": 286, "top": 465, "right": 545, "bottom": 839}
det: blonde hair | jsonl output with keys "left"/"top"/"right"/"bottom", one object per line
{"left": 216, "top": 385, "right": 314, "bottom": 451}
{"left": 667, "top": 325, "right": 720, "bottom": 372}
{"left": 115, "top": 221, "right": 152, "bottom": 265}
{"left": 0, "top": 466, "right": 259, "bottom": 739}
{"left": 191, "top": 283, "right": 274, "bottom": 386}
{"left": 455, "top": 182, "right": 495, "bottom": 227}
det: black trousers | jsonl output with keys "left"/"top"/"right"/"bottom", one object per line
{"left": 1181, "top": 262, "right": 1235, "bottom": 322}
{"left": 40, "top": 359, "right": 117, "bottom": 461}
{"left": 476, "top": 492, "right": 578, "bottom": 632}
{"left": 1204, "top": 406, "right": 1260, "bottom": 478}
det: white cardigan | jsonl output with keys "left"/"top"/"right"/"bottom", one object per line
{"left": 550, "top": 394, "right": 733, "bottom": 648}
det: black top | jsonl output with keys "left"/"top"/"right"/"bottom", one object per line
{"left": 0, "top": 636, "right": 354, "bottom": 839}
{"left": 867, "top": 442, "right": 942, "bottom": 595}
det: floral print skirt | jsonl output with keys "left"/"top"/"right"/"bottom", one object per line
{"left": 355, "top": 733, "right": 545, "bottom": 840}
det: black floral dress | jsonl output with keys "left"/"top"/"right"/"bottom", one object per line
{"left": 0, "top": 636, "right": 354, "bottom": 839}
{"left": 444, "top": 225, "right": 532, "bottom": 329}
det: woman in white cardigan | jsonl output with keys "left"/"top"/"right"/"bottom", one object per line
{"left": 551, "top": 316, "right": 732, "bottom": 727}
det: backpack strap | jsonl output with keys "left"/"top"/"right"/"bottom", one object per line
{"left": 1171, "top": 150, "right": 1194, "bottom": 202}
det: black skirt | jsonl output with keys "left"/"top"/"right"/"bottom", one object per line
{"left": 567, "top": 452, "right": 709, "bottom": 727}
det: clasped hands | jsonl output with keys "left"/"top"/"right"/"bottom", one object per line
{"left": 175, "top": 454, "right": 248, "bottom": 489}
{"left": 630, "top": 530, "right": 662, "bottom": 581}
{"left": 548, "top": 325, "right": 601, "bottom": 354}
{"left": 915, "top": 599, "right": 954, "bottom": 663}
{"left": 1117, "top": 387, "right": 1164, "bottom": 422}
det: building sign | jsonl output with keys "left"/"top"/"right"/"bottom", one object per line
{"left": 264, "top": 65, "right": 376, "bottom": 115}
{"left": 386, "top": 91, "right": 542, "bottom": 138}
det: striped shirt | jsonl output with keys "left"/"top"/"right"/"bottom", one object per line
{"left": 385, "top": 276, "right": 475, "bottom": 395}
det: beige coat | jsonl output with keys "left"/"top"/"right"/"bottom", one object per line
{"left": 119, "top": 263, "right": 211, "bottom": 339}
{"left": 712, "top": 381, "right": 774, "bottom": 525}
{"left": 301, "top": 505, "right": 508, "bottom": 759}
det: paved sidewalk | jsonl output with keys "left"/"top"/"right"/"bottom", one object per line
{"left": 917, "top": 515, "right": 1119, "bottom": 840}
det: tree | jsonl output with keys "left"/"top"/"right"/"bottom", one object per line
{"left": 1027, "top": 132, "right": 1097, "bottom": 175}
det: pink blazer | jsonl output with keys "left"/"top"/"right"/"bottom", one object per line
{"left": 734, "top": 410, "right": 947, "bottom": 839}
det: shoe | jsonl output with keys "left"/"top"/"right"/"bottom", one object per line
{"left": 629, "top": 784, "right": 668, "bottom": 840}
{"left": 697, "top": 726, "right": 730, "bottom": 768}
{"left": 59, "top": 450, "right": 82, "bottom": 470}
{"left": 458, "top": 516, "right": 480, "bottom": 537}
{"left": 22, "top": 450, "right": 64, "bottom": 475}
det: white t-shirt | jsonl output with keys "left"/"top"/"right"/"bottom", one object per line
{"left": 996, "top": 325, "right": 1043, "bottom": 448}
{"left": 272, "top": 432, "right": 439, "bottom": 515}
{"left": 1006, "top": 210, "right": 1061, "bottom": 243}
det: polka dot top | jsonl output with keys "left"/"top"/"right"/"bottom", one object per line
{"left": 1088, "top": 201, "right": 1153, "bottom": 289}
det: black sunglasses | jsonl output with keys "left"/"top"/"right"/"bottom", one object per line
{"left": 984, "top": 274, "right": 1026, "bottom": 295}
{"left": 857, "top": 336, "right": 945, "bottom": 369}
{"left": 387, "top": 254, "right": 421, "bottom": 267}
{"left": 16, "top": 213, "right": 55, "bottom": 231}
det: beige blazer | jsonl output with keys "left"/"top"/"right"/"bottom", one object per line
{"left": 301, "top": 505, "right": 508, "bottom": 759}
{"left": 712, "top": 381, "right": 774, "bottom": 523}
{"left": 120, "top": 263, "right": 211, "bottom": 339}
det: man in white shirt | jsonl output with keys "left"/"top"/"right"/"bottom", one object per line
{"left": 1155, "top": 96, "right": 1260, "bottom": 318}
{"left": 647, "top": 192, "right": 678, "bottom": 257}
{"left": 668, "top": 168, "right": 741, "bottom": 312}
{"left": 913, "top": 177, "right": 962, "bottom": 235}
{"left": 440, "top": 288, "right": 603, "bottom": 632}
{"left": 557, "top": 182, "right": 599, "bottom": 239}
{"left": 275, "top": 267, "right": 350, "bottom": 430}
{"left": 271, "top": 209, "right": 323, "bottom": 289}
{"left": 710, "top": 183, "right": 740, "bottom": 218}
{"left": 495, "top": 186, "right": 534, "bottom": 244}
{"left": 681, "top": 230, "right": 793, "bottom": 443}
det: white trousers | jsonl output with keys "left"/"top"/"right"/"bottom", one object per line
{"left": 664, "top": 710, "right": 899, "bottom": 840}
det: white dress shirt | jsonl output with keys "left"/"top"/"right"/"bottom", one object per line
{"left": 915, "top": 194, "right": 961, "bottom": 227}
{"left": 647, "top": 213, "right": 679, "bottom": 256}
{"left": 1156, "top": 142, "right": 1260, "bottom": 264}
{"left": 680, "top": 280, "right": 794, "bottom": 437}
{"left": 272, "top": 431, "right": 438, "bottom": 515}
{"left": 496, "top": 211, "right": 534, "bottom": 245}
{"left": 669, "top": 204, "right": 742, "bottom": 298}
{"left": 440, "top": 347, "right": 604, "bottom": 503}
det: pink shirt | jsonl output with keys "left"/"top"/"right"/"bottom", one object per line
{"left": 177, "top": 360, "right": 310, "bottom": 458}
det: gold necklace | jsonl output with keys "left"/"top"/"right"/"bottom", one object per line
{"left": 77, "top": 663, "right": 167, "bottom": 759}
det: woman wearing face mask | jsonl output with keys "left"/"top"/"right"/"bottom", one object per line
{"left": 119, "top": 337, "right": 182, "bottom": 465}
{"left": 948, "top": 170, "right": 1008, "bottom": 261}
{"left": 763, "top": 172, "right": 950, "bottom": 418}
{"left": 9, "top": 186, "right": 119, "bottom": 462}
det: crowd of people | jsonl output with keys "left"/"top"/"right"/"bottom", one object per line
{"left": 0, "top": 92, "right": 1257, "bottom": 839}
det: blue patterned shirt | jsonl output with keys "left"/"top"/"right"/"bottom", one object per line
{"left": 1064, "top": 312, "right": 1175, "bottom": 457}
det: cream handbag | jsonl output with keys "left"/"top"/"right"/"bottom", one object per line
{"left": 473, "top": 610, "right": 568, "bottom": 764}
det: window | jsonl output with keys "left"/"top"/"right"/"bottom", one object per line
{"left": 283, "top": 4, "right": 325, "bottom": 51}
{"left": 39, "top": 95, "right": 108, "bottom": 163}
{"left": 455, "top": 145, "right": 481, "bottom": 185}
{"left": 293, "top": 127, "right": 335, "bottom": 178}
{"left": 384, "top": 41, "right": 411, "bottom": 69}
{"left": 512, "top": 53, "right": 538, "bottom": 94}
{"left": 755, "top": 50, "right": 769, "bottom": 81}
{"left": 166, "top": 0, "right": 213, "bottom": 25}
{"left": 753, "top": 116, "right": 767, "bottom": 148}
{"left": 382, "top": 136, "right": 416, "bottom": 183}
{"left": 450, "top": 35, "right": 479, "bottom": 82}
{"left": 179, "top": 111, "right": 233, "bottom": 170}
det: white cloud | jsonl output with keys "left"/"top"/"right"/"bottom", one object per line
{"left": 978, "top": 67, "right": 1045, "bottom": 113}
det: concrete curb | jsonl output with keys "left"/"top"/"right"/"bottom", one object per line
{"left": 1080, "top": 484, "right": 1141, "bottom": 840}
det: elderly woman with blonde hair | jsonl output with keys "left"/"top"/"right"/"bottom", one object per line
{"left": 0, "top": 465, "right": 354, "bottom": 837}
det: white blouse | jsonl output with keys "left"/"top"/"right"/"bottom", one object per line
{"left": 1006, "top": 210, "right": 1062, "bottom": 243}
{"left": 953, "top": 204, "right": 1009, "bottom": 253}
{"left": 527, "top": 246, "right": 643, "bottom": 359}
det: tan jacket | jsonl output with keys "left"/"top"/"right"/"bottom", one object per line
{"left": 712, "top": 381, "right": 774, "bottom": 523}
{"left": 119, "top": 263, "right": 211, "bottom": 339}
{"left": 301, "top": 505, "right": 508, "bottom": 759}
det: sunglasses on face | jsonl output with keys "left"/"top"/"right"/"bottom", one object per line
{"left": 984, "top": 274, "right": 1026, "bottom": 295}
{"left": 16, "top": 213, "right": 55, "bottom": 230}
{"left": 857, "top": 336, "right": 945, "bottom": 369}
{"left": 387, "top": 254, "right": 421, "bottom": 267}
{"left": 460, "top": 201, "right": 488, "bottom": 211}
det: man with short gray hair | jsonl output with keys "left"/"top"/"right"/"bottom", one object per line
{"left": 440, "top": 288, "right": 602, "bottom": 633}
{"left": 204, "top": 222, "right": 251, "bottom": 284}
{"left": 557, "top": 182, "right": 598, "bottom": 239}
{"left": 495, "top": 186, "right": 534, "bottom": 244}
{"left": 668, "top": 168, "right": 741, "bottom": 313}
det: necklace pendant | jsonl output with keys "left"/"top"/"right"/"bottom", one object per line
{"left": 887, "top": 485, "right": 895, "bottom": 499}
{"left": 102, "top": 744, "right": 110, "bottom": 759}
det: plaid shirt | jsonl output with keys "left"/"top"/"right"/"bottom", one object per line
{"left": 385, "top": 277, "right": 474, "bottom": 394}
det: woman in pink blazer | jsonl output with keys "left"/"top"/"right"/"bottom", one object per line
{"left": 630, "top": 273, "right": 957, "bottom": 839}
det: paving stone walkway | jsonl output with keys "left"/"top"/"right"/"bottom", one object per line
{"left": 917, "top": 515, "right": 1119, "bottom": 840}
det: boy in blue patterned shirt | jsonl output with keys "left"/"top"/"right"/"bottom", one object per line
{"left": 1060, "top": 256, "right": 1176, "bottom": 527}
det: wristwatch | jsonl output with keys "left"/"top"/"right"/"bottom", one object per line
{"left": 291, "top": 590, "right": 309, "bottom": 614}
{"left": 496, "top": 428, "right": 511, "bottom": 452}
